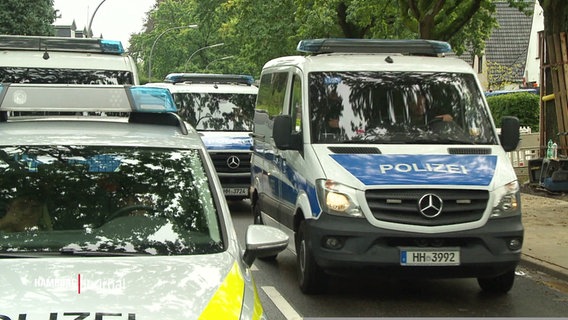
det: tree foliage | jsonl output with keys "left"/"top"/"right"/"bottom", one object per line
{"left": 0, "top": 0, "right": 57, "bottom": 36}
{"left": 539, "top": 0, "right": 568, "bottom": 35}
{"left": 487, "top": 92, "right": 540, "bottom": 131}
{"left": 129, "top": 0, "right": 535, "bottom": 82}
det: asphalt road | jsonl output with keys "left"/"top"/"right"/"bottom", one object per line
{"left": 228, "top": 200, "right": 568, "bottom": 319}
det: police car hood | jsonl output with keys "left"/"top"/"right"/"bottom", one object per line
{"left": 315, "top": 144, "right": 516, "bottom": 188}
{"left": 0, "top": 252, "right": 242, "bottom": 318}
{"left": 199, "top": 131, "right": 252, "bottom": 151}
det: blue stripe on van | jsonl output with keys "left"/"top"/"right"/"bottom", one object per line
{"left": 330, "top": 154, "right": 497, "bottom": 186}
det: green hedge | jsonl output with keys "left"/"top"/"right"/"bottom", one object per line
{"left": 486, "top": 92, "right": 540, "bottom": 131}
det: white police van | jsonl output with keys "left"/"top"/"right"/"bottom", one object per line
{"left": 0, "top": 35, "right": 139, "bottom": 84}
{"left": 0, "top": 83, "right": 287, "bottom": 318}
{"left": 148, "top": 73, "right": 258, "bottom": 200}
{"left": 250, "top": 38, "right": 523, "bottom": 294}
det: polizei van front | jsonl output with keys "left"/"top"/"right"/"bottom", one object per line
{"left": 250, "top": 38, "right": 523, "bottom": 294}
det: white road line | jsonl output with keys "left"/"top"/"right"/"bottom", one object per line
{"left": 262, "top": 286, "right": 303, "bottom": 320}
{"left": 251, "top": 264, "right": 259, "bottom": 271}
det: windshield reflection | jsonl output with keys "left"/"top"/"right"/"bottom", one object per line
{"left": 309, "top": 71, "right": 497, "bottom": 145}
{"left": 0, "top": 146, "right": 223, "bottom": 256}
{"left": 173, "top": 92, "right": 255, "bottom": 131}
{"left": 0, "top": 67, "right": 135, "bottom": 85}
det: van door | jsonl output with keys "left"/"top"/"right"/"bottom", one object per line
{"left": 278, "top": 72, "right": 304, "bottom": 231}
{"left": 252, "top": 72, "right": 289, "bottom": 226}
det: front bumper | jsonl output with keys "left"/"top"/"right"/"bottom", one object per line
{"left": 305, "top": 213, "right": 523, "bottom": 279}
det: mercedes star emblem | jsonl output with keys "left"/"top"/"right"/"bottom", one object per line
{"left": 227, "top": 155, "right": 241, "bottom": 169}
{"left": 418, "top": 193, "right": 443, "bottom": 218}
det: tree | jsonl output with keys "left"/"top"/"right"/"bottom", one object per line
{"left": 0, "top": 0, "right": 57, "bottom": 36}
{"left": 220, "top": 0, "right": 298, "bottom": 76}
{"left": 539, "top": 1, "right": 568, "bottom": 35}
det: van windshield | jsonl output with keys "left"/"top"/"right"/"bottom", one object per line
{"left": 172, "top": 92, "right": 255, "bottom": 131}
{"left": 309, "top": 71, "right": 498, "bottom": 145}
{"left": 0, "top": 67, "right": 135, "bottom": 85}
{"left": 0, "top": 146, "right": 223, "bottom": 256}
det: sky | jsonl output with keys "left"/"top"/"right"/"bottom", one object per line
{"left": 53, "top": 0, "right": 156, "bottom": 50}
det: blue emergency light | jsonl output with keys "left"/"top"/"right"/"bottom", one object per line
{"left": 130, "top": 86, "right": 177, "bottom": 113}
{"left": 0, "top": 35, "right": 125, "bottom": 54}
{"left": 164, "top": 73, "right": 255, "bottom": 86}
{"left": 296, "top": 38, "right": 452, "bottom": 56}
{"left": 0, "top": 84, "right": 176, "bottom": 113}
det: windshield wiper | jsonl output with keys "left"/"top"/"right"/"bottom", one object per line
{"left": 0, "top": 252, "right": 43, "bottom": 258}
{"left": 59, "top": 248, "right": 147, "bottom": 256}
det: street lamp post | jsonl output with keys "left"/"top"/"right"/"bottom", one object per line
{"left": 205, "top": 55, "right": 235, "bottom": 70}
{"left": 185, "top": 43, "right": 224, "bottom": 66}
{"left": 87, "top": 0, "right": 107, "bottom": 38}
{"left": 148, "top": 25, "right": 198, "bottom": 80}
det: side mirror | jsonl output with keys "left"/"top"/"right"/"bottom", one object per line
{"left": 273, "top": 115, "right": 301, "bottom": 150}
{"left": 242, "top": 224, "right": 289, "bottom": 267}
{"left": 500, "top": 116, "right": 520, "bottom": 152}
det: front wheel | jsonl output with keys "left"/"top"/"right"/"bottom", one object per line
{"left": 296, "top": 220, "right": 327, "bottom": 294}
{"left": 477, "top": 269, "right": 516, "bottom": 293}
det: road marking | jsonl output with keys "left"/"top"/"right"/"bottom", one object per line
{"left": 262, "top": 286, "right": 302, "bottom": 320}
{"left": 251, "top": 264, "right": 259, "bottom": 271}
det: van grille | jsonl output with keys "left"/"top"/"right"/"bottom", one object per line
{"left": 365, "top": 189, "right": 489, "bottom": 226}
{"left": 208, "top": 152, "right": 251, "bottom": 173}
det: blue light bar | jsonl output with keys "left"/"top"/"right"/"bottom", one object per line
{"left": 129, "top": 86, "right": 177, "bottom": 113}
{"left": 296, "top": 38, "right": 452, "bottom": 56}
{"left": 0, "top": 84, "right": 175, "bottom": 113}
{"left": 0, "top": 35, "right": 125, "bottom": 54}
{"left": 164, "top": 73, "right": 255, "bottom": 85}
{"left": 100, "top": 40, "right": 124, "bottom": 54}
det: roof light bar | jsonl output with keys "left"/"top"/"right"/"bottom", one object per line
{"left": 164, "top": 73, "right": 255, "bottom": 85}
{"left": 130, "top": 86, "right": 177, "bottom": 113}
{"left": 0, "top": 84, "right": 175, "bottom": 113}
{"left": 0, "top": 35, "right": 125, "bottom": 54}
{"left": 297, "top": 38, "right": 452, "bottom": 56}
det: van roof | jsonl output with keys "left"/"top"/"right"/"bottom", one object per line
{"left": 148, "top": 81, "right": 259, "bottom": 95}
{"left": 263, "top": 38, "right": 474, "bottom": 74}
{"left": 0, "top": 35, "right": 125, "bottom": 54}
{"left": 262, "top": 53, "right": 475, "bottom": 74}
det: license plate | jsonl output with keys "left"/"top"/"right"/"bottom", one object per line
{"left": 400, "top": 247, "right": 460, "bottom": 266}
{"left": 223, "top": 188, "right": 248, "bottom": 196}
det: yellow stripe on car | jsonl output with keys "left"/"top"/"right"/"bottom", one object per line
{"left": 200, "top": 262, "right": 263, "bottom": 320}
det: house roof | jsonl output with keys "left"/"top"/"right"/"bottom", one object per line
{"left": 456, "top": 1, "right": 535, "bottom": 83}
{"left": 486, "top": 1, "right": 535, "bottom": 80}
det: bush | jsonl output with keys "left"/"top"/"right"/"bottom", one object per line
{"left": 486, "top": 92, "right": 540, "bottom": 131}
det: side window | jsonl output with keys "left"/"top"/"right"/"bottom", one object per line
{"left": 290, "top": 74, "right": 302, "bottom": 133}
{"left": 254, "top": 72, "right": 289, "bottom": 139}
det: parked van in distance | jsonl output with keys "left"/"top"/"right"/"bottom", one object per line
{"left": 0, "top": 35, "right": 139, "bottom": 84}
{"left": 148, "top": 73, "right": 257, "bottom": 200}
{"left": 250, "top": 38, "right": 523, "bottom": 294}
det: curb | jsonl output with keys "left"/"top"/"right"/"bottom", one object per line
{"left": 520, "top": 253, "right": 568, "bottom": 282}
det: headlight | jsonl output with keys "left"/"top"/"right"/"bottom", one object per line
{"left": 490, "top": 180, "right": 520, "bottom": 218}
{"left": 316, "top": 179, "right": 363, "bottom": 218}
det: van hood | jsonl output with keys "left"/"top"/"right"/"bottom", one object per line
{"left": 316, "top": 145, "right": 515, "bottom": 188}
{"left": 0, "top": 252, "right": 242, "bottom": 319}
{"left": 199, "top": 131, "right": 252, "bottom": 151}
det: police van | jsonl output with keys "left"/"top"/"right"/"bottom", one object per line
{"left": 250, "top": 38, "right": 523, "bottom": 294}
{"left": 148, "top": 73, "right": 258, "bottom": 200}
{"left": 0, "top": 83, "right": 287, "bottom": 318}
{"left": 0, "top": 35, "right": 139, "bottom": 84}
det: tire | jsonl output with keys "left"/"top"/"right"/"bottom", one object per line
{"left": 296, "top": 220, "right": 327, "bottom": 294}
{"left": 477, "top": 269, "right": 516, "bottom": 293}
{"left": 252, "top": 198, "right": 263, "bottom": 225}
{"left": 252, "top": 199, "right": 278, "bottom": 261}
